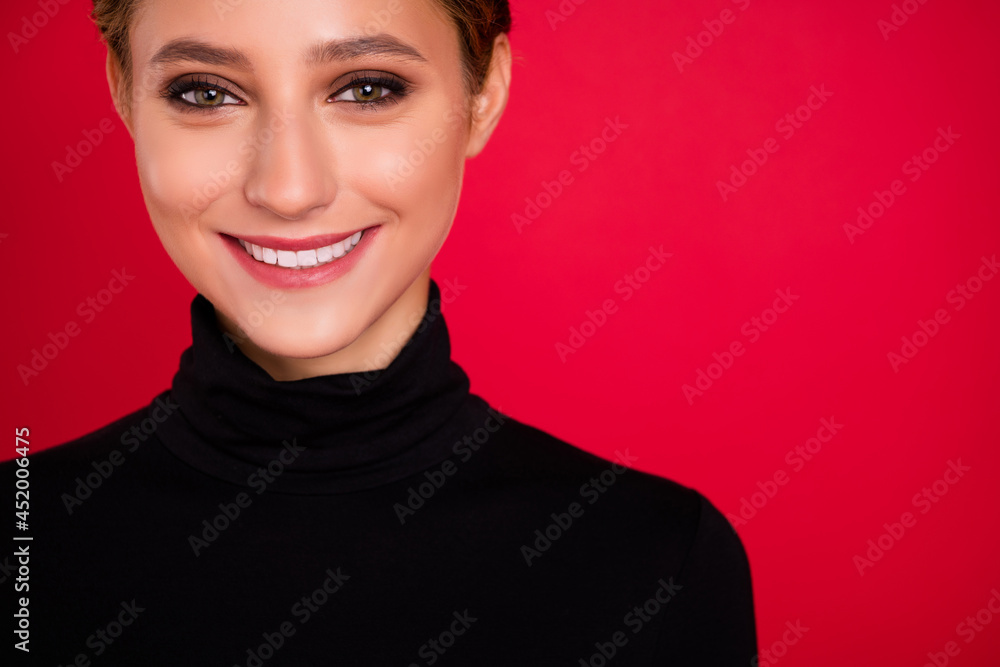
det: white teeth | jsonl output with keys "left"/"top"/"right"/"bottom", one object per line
{"left": 276, "top": 250, "right": 297, "bottom": 268}
{"left": 237, "top": 230, "right": 364, "bottom": 269}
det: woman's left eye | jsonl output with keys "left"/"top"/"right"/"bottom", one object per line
{"left": 330, "top": 83, "right": 392, "bottom": 104}
{"left": 177, "top": 87, "right": 242, "bottom": 107}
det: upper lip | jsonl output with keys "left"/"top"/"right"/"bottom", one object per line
{"left": 224, "top": 227, "right": 371, "bottom": 251}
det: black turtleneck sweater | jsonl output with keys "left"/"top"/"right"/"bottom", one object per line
{"left": 3, "top": 279, "right": 757, "bottom": 665}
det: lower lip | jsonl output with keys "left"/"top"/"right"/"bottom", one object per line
{"left": 222, "top": 226, "right": 380, "bottom": 289}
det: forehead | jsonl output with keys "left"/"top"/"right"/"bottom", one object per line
{"left": 129, "top": 0, "right": 459, "bottom": 73}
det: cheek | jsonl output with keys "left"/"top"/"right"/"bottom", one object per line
{"left": 363, "top": 108, "right": 468, "bottom": 219}
{"left": 134, "top": 113, "right": 245, "bottom": 232}
{"left": 132, "top": 102, "right": 469, "bottom": 262}
{"left": 133, "top": 113, "right": 251, "bottom": 279}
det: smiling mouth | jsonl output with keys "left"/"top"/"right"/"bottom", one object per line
{"left": 236, "top": 230, "right": 365, "bottom": 269}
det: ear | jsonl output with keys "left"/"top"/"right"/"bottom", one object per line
{"left": 105, "top": 52, "right": 135, "bottom": 140}
{"left": 464, "top": 33, "right": 512, "bottom": 159}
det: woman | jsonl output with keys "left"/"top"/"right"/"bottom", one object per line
{"left": 6, "top": 0, "right": 757, "bottom": 663}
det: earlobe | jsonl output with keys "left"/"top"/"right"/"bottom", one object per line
{"left": 465, "top": 34, "right": 513, "bottom": 159}
{"left": 105, "top": 53, "right": 134, "bottom": 140}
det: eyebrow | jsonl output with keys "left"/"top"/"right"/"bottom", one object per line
{"left": 148, "top": 35, "right": 428, "bottom": 72}
{"left": 306, "top": 35, "right": 428, "bottom": 65}
{"left": 149, "top": 38, "right": 253, "bottom": 71}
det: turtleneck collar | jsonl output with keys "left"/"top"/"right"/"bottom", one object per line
{"left": 154, "top": 278, "right": 481, "bottom": 495}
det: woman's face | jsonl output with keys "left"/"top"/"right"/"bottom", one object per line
{"left": 115, "top": 0, "right": 506, "bottom": 370}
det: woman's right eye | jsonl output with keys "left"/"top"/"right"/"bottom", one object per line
{"left": 176, "top": 87, "right": 243, "bottom": 108}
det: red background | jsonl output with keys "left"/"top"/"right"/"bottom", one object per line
{"left": 3, "top": 1, "right": 999, "bottom": 664}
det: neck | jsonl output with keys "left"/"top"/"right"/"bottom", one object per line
{"left": 216, "top": 269, "right": 431, "bottom": 382}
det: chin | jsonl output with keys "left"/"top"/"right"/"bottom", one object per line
{"left": 227, "top": 302, "right": 372, "bottom": 362}
{"left": 252, "top": 328, "right": 363, "bottom": 362}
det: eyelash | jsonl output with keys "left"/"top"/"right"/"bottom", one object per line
{"left": 336, "top": 73, "right": 410, "bottom": 110}
{"left": 160, "top": 72, "right": 410, "bottom": 113}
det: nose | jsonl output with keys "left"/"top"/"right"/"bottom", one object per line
{"left": 243, "top": 107, "right": 336, "bottom": 220}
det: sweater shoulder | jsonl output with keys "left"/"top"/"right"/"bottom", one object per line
{"left": 477, "top": 409, "right": 708, "bottom": 539}
{"left": 487, "top": 410, "right": 697, "bottom": 491}
{"left": 1, "top": 403, "right": 153, "bottom": 483}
